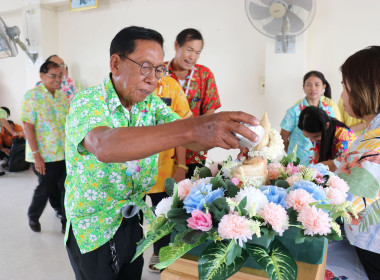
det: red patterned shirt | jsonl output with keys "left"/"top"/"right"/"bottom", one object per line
{"left": 165, "top": 62, "right": 221, "bottom": 164}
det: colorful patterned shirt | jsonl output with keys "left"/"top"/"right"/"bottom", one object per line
{"left": 20, "top": 84, "right": 68, "bottom": 162}
{"left": 310, "top": 126, "right": 356, "bottom": 164}
{"left": 281, "top": 97, "right": 336, "bottom": 165}
{"left": 36, "top": 76, "right": 82, "bottom": 103}
{"left": 334, "top": 113, "right": 380, "bottom": 254}
{"left": 165, "top": 61, "right": 221, "bottom": 165}
{"left": 148, "top": 76, "right": 192, "bottom": 194}
{"left": 64, "top": 75, "right": 180, "bottom": 253}
{"left": 0, "top": 108, "right": 6, "bottom": 120}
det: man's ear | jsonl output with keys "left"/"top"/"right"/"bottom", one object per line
{"left": 110, "top": 54, "right": 122, "bottom": 76}
{"left": 40, "top": 73, "right": 44, "bottom": 80}
{"left": 326, "top": 121, "right": 330, "bottom": 129}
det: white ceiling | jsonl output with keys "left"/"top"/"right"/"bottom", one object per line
{"left": 0, "top": 0, "right": 66, "bottom": 15}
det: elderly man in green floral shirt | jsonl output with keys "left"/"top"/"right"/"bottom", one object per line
{"left": 64, "top": 26, "right": 260, "bottom": 280}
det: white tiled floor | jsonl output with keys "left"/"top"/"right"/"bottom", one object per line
{"left": 0, "top": 168, "right": 160, "bottom": 280}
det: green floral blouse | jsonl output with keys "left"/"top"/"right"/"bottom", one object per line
{"left": 20, "top": 84, "right": 68, "bottom": 162}
{"left": 0, "top": 108, "right": 6, "bottom": 119}
{"left": 64, "top": 75, "right": 180, "bottom": 253}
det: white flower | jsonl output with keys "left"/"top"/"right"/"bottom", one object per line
{"left": 78, "top": 219, "right": 90, "bottom": 230}
{"left": 155, "top": 197, "right": 173, "bottom": 218}
{"left": 77, "top": 162, "right": 84, "bottom": 174}
{"left": 84, "top": 189, "right": 97, "bottom": 201}
{"left": 117, "top": 184, "right": 125, "bottom": 191}
{"left": 99, "top": 192, "right": 107, "bottom": 199}
{"left": 96, "top": 170, "right": 105, "bottom": 178}
{"left": 76, "top": 98, "right": 90, "bottom": 107}
{"left": 89, "top": 117, "right": 103, "bottom": 124}
{"left": 193, "top": 177, "right": 212, "bottom": 188}
{"left": 89, "top": 234, "right": 97, "bottom": 242}
{"left": 81, "top": 110, "right": 89, "bottom": 118}
{"left": 109, "top": 172, "right": 121, "bottom": 183}
{"left": 87, "top": 207, "right": 95, "bottom": 213}
{"left": 91, "top": 216, "right": 99, "bottom": 223}
{"left": 80, "top": 175, "right": 87, "bottom": 183}
{"left": 103, "top": 228, "right": 112, "bottom": 239}
{"left": 234, "top": 186, "right": 268, "bottom": 214}
{"left": 105, "top": 217, "right": 113, "bottom": 224}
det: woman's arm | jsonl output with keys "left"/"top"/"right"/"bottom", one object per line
{"left": 280, "top": 129, "right": 291, "bottom": 153}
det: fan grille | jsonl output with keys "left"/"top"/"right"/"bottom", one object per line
{"left": 245, "top": 0, "right": 316, "bottom": 39}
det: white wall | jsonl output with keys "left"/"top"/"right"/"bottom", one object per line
{"left": 1, "top": 0, "right": 380, "bottom": 161}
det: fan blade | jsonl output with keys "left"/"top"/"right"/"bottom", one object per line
{"left": 286, "top": 0, "right": 313, "bottom": 11}
{"left": 258, "top": 0, "right": 274, "bottom": 6}
{"left": 263, "top": 18, "right": 282, "bottom": 36}
{"left": 286, "top": 10, "right": 304, "bottom": 33}
{"left": 249, "top": 2, "right": 271, "bottom": 20}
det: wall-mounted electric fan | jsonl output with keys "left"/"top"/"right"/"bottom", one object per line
{"left": 0, "top": 16, "right": 38, "bottom": 64}
{"left": 245, "top": 0, "right": 316, "bottom": 53}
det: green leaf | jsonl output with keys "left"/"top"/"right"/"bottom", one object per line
{"left": 275, "top": 179, "right": 290, "bottom": 189}
{"left": 238, "top": 196, "right": 247, "bottom": 211}
{"left": 198, "top": 240, "right": 249, "bottom": 280}
{"left": 164, "top": 177, "right": 176, "bottom": 196}
{"left": 156, "top": 230, "right": 208, "bottom": 269}
{"left": 132, "top": 221, "right": 174, "bottom": 262}
{"left": 338, "top": 167, "right": 380, "bottom": 198}
{"left": 182, "top": 230, "right": 208, "bottom": 245}
{"left": 359, "top": 200, "right": 380, "bottom": 232}
{"left": 210, "top": 176, "right": 223, "bottom": 189}
{"left": 167, "top": 208, "right": 190, "bottom": 224}
{"left": 286, "top": 208, "right": 299, "bottom": 224}
{"left": 199, "top": 166, "right": 212, "bottom": 178}
{"left": 226, "top": 243, "right": 242, "bottom": 265}
{"left": 209, "top": 197, "right": 230, "bottom": 223}
{"left": 246, "top": 239, "right": 297, "bottom": 280}
{"left": 224, "top": 180, "right": 238, "bottom": 198}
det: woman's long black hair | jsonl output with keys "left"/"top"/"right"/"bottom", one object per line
{"left": 298, "top": 106, "right": 349, "bottom": 162}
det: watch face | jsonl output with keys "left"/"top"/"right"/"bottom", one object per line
{"left": 160, "top": 97, "right": 172, "bottom": 106}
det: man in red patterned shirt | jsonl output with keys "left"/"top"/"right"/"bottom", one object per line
{"left": 165, "top": 28, "right": 221, "bottom": 179}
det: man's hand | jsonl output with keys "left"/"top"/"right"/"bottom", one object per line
{"left": 172, "top": 166, "right": 186, "bottom": 182}
{"left": 191, "top": 111, "right": 260, "bottom": 151}
{"left": 33, "top": 152, "right": 46, "bottom": 175}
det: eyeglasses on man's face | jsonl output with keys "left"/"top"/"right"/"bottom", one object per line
{"left": 119, "top": 54, "right": 167, "bottom": 79}
{"left": 44, "top": 73, "right": 63, "bottom": 79}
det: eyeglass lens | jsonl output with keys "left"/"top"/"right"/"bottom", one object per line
{"left": 140, "top": 62, "right": 166, "bottom": 79}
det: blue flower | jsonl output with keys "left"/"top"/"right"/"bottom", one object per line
{"left": 307, "top": 163, "right": 331, "bottom": 177}
{"left": 183, "top": 183, "right": 225, "bottom": 213}
{"left": 291, "top": 180, "right": 326, "bottom": 202}
{"left": 259, "top": 185, "right": 287, "bottom": 208}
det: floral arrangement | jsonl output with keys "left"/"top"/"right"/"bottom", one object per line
{"left": 131, "top": 145, "right": 356, "bottom": 280}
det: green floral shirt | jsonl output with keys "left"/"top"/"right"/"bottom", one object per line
{"left": 64, "top": 75, "right": 180, "bottom": 253}
{"left": 20, "top": 84, "right": 68, "bottom": 162}
{"left": 0, "top": 108, "right": 6, "bottom": 119}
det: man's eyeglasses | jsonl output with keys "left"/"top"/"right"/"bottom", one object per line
{"left": 44, "top": 73, "right": 63, "bottom": 79}
{"left": 119, "top": 54, "right": 167, "bottom": 79}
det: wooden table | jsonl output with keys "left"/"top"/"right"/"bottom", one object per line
{"left": 161, "top": 244, "right": 328, "bottom": 280}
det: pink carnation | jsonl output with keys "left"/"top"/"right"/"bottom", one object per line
{"left": 325, "top": 187, "right": 347, "bottom": 204}
{"left": 209, "top": 162, "right": 221, "bottom": 177}
{"left": 178, "top": 179, "right": 194, "bottom": 200}
{"left": 259, "top": 202, "right": 289, "bottom": 236}
{"left": 285, "top": 163, "right": 301, "bottom": 176}
{"left": 314, "top": 172, "right": 325, "bottom": 184}
{"left": 267, "top": 163, "right": 283, "bottom": 180}
{"left": 187, "top": 209, "right": 213, "bottom": 232}
{"left": 285, "top": 189, "right": 316, "bottom": 211}
{"left": 286, "top": 174, "right": 302, "bottom": 187}
{"left": 218, "top": 214, "right": 255, "bottom": 247}
{"left": 297, "top": 205, "right": 332, "bottom": 236}
{"left": 327, "top": 176, "right": 349, "bottom": 193}
{"left": 230, "top": 177, "right": 240, "bottom": 186}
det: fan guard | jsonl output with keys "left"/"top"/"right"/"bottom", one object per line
{"left": 245, "top": 0, "right": 316, "bottom": 53}
{"left": 0, "top": 16, "right": 38, "bottom": 64}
